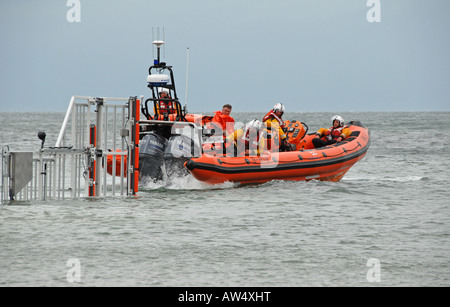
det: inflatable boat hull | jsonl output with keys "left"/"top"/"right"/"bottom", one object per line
{"left": 185, "top": 121, "right": 370, "bottom": 184}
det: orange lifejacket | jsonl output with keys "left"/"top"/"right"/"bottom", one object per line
{"left": 323, "top": 126, "right": 348, "bottom": 141}
{"left": 212, "top": 111, "right": 235, "bottom": 136}
{"left": 158, "top": 100, "right": 177, "bottom": 114}
{"left": 153, "top": 96, "right": 177, "bottom": 117}
{"left": 262, "top": 110, "right": 285, "bottom": 128}
{"left": 260, "top": 110, "right": 287, "bottom": 151}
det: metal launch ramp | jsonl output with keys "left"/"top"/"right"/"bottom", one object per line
{"left": 1, "top": 96, "right": 141, "bottom": 203}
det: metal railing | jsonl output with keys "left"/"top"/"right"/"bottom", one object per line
{"left": 1, "top": 95, "right": 141, "bottom": 203}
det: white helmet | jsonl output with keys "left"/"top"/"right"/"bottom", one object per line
{"left": 273, "top": 103, "right": 285, "bottom": 113}
{"left": 158, "top": 87, "right": 170, "bottom": 94}
{"left": 245, "top": 119, "right": 262, "bottom": 131}
{"left": 331, "top": 115, "right": 344, "bottom": 126}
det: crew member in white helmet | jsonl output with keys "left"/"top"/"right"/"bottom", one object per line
{"left": 260, "top": 103, "right": 292, "bottom": 152}
{"left": 225, "top": 119, "right": 262, "bottom": 156}
{"left": 312, "top": 115, "right": 351, "bottom": 148}
{"left": 155, "top": 87, "right": 176, "bottom": 116}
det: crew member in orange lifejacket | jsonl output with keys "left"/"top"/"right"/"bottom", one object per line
{"left": 225, "top": 119, "right": 262, "bottom": 156}
{"left": 260, "top": 103, "right": 292, "bottom": 152}
{"left": 212, "top": 104, "right": 235, "bottom": 136}
{"left": 313, "top": 115, "right": 352, "bottom": 148}
{"left": 154, "top": 88, "right": 177, "bottom": 117}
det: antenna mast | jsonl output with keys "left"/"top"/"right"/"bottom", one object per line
{"left": 185, "top": 47, "right": 190, "bottom": 112}
{"left": 152, "top": 27, "right": 165, "bottom": 65}
{"left": 153, "top": 40, "right": 165, "bottom": 65}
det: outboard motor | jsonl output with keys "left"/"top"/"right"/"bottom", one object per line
{"left": 139, "top": 132, "right": 168, "bottom": 181}
{"left": 163, "top": 134, "right": 201, "bottom": 178}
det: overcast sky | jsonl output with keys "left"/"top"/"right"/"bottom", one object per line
{"left": 0, "top": 0, "right": 449, "bottom": 112}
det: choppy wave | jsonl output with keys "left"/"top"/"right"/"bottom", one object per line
{"left": 343, "top": 175, "right": 428, "bottom": 183}
{"left": 139, "top": 172, "right": 237, "bottom": 191}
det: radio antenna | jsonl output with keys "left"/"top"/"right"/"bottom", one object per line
{"left": 162, "top": 27, "right": 165, "bottom": 59}
{"left": 152, "top": 27, "right": 165, "bottom": 62}
{"left": 185, "top": 47, "right": 190, "bottom": 112}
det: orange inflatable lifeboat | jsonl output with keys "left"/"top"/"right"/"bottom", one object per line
{"left": 185, "top": 120, "right": 370, "bottom": 184}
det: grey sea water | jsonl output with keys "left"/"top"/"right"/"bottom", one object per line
{"left": 0, "top": 111, "right": 449, "bottom": 287}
